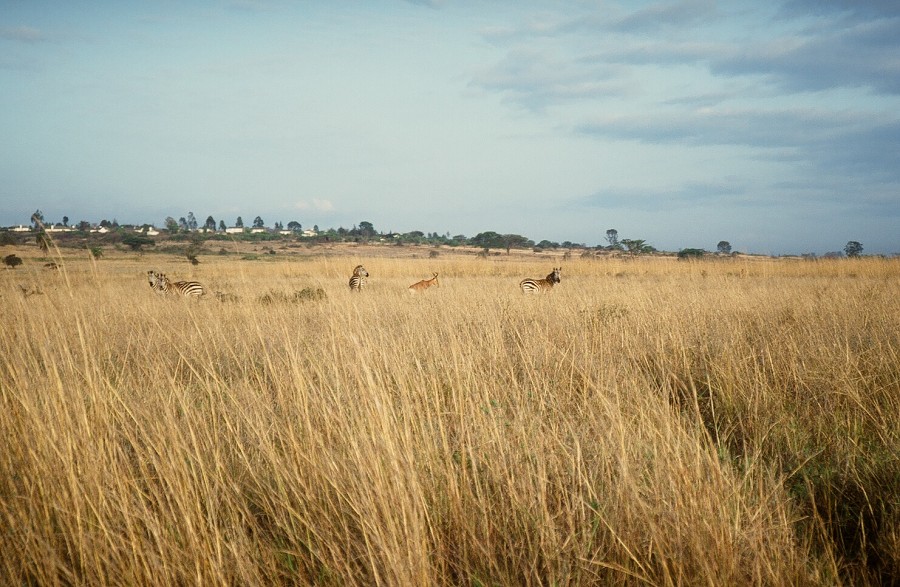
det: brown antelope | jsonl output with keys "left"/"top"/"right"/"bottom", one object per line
{"left": 408, "top": 272, "right": 439, "bottom": 293}
{"left": 519, "top": 267, "right": 561, "bottom": 294}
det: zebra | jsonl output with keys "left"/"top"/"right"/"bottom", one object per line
{"left": 348, "top": 265, "right": 369, "bottom": 292}
{"left": 408, "top": 272, "right": 439, "bottom": 293}
{"left": 519, "top": 267, "right": 561, "bottom": 294}
{"left": 147, "top": 270, "right": 205, "bottom": 298}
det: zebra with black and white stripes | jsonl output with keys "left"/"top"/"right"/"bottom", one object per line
{"left": 147, "top": 270, "right": 205, "bottom": 298}
{"left": 519, "top": 267, "right": 561, "bottom": 294}
{"left": 348, "top": 265, "right": 369, "bottom": 292}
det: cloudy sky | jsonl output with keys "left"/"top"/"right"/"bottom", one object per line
{"left": 2, "top": 1, "right": 898, "bottom": 255}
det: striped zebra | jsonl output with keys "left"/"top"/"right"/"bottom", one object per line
{"left": 408, "top": 272, "right": 439, "bottom": 293}
{"left": 147, "top": 270, "right": 205, "bottom": 298}
{"left": 348, "top": 265, "right": 369, "bottom": 292}
{"left": 519, "top": 267, "right": 561, "bottom": 294}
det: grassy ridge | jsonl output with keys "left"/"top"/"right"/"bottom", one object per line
{"left": 1, "top": 252, "right": 898, "bottom": 585}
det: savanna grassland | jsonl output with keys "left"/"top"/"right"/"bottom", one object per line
{"left": 1, "top": 247, "right": 898, "bottom": 586}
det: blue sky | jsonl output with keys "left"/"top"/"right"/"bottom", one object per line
{"left": 1, "top": 0, "right": 898, "bottom": 255}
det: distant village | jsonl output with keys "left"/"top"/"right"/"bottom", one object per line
{"left": 1, "top": 212, "right": 877, "bottom": 259}
{"left": 5, "top": 222, "right": 319, "bottom": 238}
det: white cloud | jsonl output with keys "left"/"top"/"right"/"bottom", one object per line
{"left": 0, "top": 26, "right": 45, "bottom": 43}
{"left": 295, "top": 199, "right": 334, "bottom": 212}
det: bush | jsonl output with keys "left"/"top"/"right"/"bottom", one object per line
{"left": 677, "top": 248, "right": 706, "bottom": 259}
{"left": 3, "top": 254, "right": 23, "bottom": 268}
{"left": 122, "top": 234, "right": 155, "bottom": 252}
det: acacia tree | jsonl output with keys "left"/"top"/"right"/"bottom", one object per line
{"left": 606, "top": 229, "right": 620, "bottom": 249}
{"left": 717, "top": 240, "right": 732, "bottom": 254}
{"left": 621, "top": 239, "right": 653, "bottom": 255}
{"left": 502, "top": 234, "right": 532, "bottom": 254}
{"left": 470, "top": 231, "right": 504, "bottom": 252}
{"left": 122, "top": 234, "right": 155, "bottom": 252}
{"left": 844, "top": 241, "right": 863, "bottom": 257}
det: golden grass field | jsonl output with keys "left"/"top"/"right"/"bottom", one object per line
{"left": 1, "top": 245, "right": 898, "bottom": 585}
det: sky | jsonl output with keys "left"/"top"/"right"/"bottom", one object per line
{"left": 1, "top": 0, "right": 898, "bottom": 255}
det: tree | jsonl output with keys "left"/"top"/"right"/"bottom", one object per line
{"left": 3, "top": 254, "right": 23, "bottom": 269}
{"left": 205, "top": 216, "right": 216, "bottom": 231}
{"left": 31, "top": 209, "right": 44, "bottom": 230}
{"left": 274, "top": 221, "right": 283, "bottom": 231}
{"left": 678, "top": 248, "right": 706, "bottom": 259}
{"left": 605, "top": 229, "right": 619, "bottom": 249}
{"left": 287, "top": 221, "right": 302, "bottom": 232}
{"left": 178, "top": 217, "right": 188, "bottom": 231}
{"left": 470, "top": 231, "right": 505, "bottom": 251}
{"left": 187, "top": 212, "right": 198, "bottom": 231}
{"left": 62, "top": 216, "right": 69, "bottom": 227}
{"left": 358, "top": 221, "right": 376, "bottom": 238}
{"left": 122, "top": 234, "right": 155, "bottom": 252}
{"left": 235, "top": 216, "right": 244, "bottom": 228}
{"left": 621, "top": 239, "right": 653, "bottom": 255}
{"left": 77, "top": 220, "right": 91, "bottom": 232}
{"left": 36, "top": 231, "right": 51, "bottom": 253}
{"left": 717, "top": 240, "right": 732, "bottom": 254}
{"left": 253, "top": 216, "right": 264, "bottom": 228}
{"left": 501, "top": 234, "right": 532, "bottom": 254}
{"left": 219, "top": 220, "right": 227, "bottom": 232}
{"left": 844, "top": 241, "right": 863, "bottom": 258}
{"left": 164, "top": 217, "right": 179, "bottom": 233}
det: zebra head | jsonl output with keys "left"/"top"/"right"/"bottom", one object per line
{"left": 353, "top": 265, "right": 369, "bottom": 277}
{"left": 147, "top": 270, "right": 168, "bottom": 291}
{"left": 548, "top": 267, "right": 561, "bottom": 284}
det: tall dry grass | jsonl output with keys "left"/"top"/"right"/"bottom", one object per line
{"left": 1, "top": 251, "right": 898, "bottom": 585}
